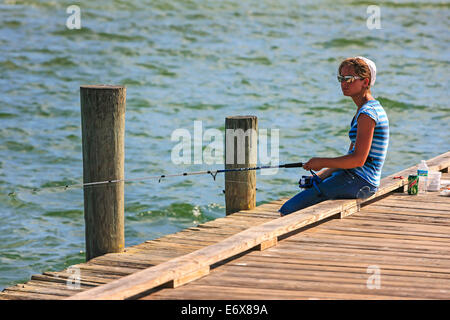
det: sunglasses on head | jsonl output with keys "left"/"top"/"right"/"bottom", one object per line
{"left": 337, "top": 75, "right": 363, "bottom": 83}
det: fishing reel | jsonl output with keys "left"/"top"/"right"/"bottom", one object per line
{"left": 298, "top": 170, "right": 323, "bottom": 195}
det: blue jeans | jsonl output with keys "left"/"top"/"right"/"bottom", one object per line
{"left": 279, "top": 169, "right": 378, "bottom": 216}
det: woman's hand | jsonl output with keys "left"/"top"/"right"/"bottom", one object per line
{"left": 303, "top": 157, "right": 326, "bottom": 171}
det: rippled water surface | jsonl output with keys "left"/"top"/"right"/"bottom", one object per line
{"left": 0, "top": 0, "right": 449, "bottom": 290}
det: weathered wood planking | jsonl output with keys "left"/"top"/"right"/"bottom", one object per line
{"left": 1, "top": 151, "right": 449, "bottom": 300}
{"left": 143, "top": 174, "right": 450, "bottom": 300}
{"left": 65, "top": 204, "right": 349, "bottom": 299}
{"left": 0, "top": 199, "right": 285, "bottom": 300}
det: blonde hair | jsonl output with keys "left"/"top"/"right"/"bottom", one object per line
{"left": 338, "top": 57, "right": 372, "bottom": 90}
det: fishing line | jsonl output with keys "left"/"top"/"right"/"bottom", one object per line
{"left": 6, "top": 162, "right": 303, "bottom": 197}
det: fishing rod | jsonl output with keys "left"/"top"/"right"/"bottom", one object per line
{"left": 7, "top": 162, "right": 304, "bottom": 196}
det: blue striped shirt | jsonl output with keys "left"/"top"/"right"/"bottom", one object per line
{"left": 347, "top": 100, "right": 389, "bottom": 187}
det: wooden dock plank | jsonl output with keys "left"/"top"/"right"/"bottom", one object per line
{"left": 146, "top": 284, "right": 415, "bottom": 300}
{"left": 199, "top": 265, "right": 450, "bottom": 290}
{"left": 145, "top": 270, "right": 449, "bottom": 300}
{"left": 223, "top": 259, "right": 450, "bottom": 280}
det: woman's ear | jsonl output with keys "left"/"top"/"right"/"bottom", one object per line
{"left": 364, "top": 78, "right": 370, "bottom": 88}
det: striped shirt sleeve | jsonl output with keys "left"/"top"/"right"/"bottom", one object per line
{"left": 357, "top": 105, "right": 378, "bottom": 124}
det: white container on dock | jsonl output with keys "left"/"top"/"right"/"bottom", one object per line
{"left": 427, "top": 171, "right": 441, "bottom": 192}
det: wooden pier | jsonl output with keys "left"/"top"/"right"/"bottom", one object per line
{"left": 1, "top": 151, "right": 449, "bottom": 300}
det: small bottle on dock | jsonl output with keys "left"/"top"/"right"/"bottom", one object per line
{"left": 417, "top": 160, "right": 429, "bottom": 194}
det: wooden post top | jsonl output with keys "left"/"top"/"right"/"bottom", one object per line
{"left": 226, "top": 115, "right": 257, "bottom": 120}
{"left": 80, "top": 85, "right": 125, "bottom": 90}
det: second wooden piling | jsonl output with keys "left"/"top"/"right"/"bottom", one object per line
{"left": 80, "top": 85, "right": 126, "bottom": 261}
{"left": 224, "top": 116, "right": 258, "bottom": 215}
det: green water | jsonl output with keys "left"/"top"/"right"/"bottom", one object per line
{"left": 0, "top": 0, "right": 449, "bottom": 290}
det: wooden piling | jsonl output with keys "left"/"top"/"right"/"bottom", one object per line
{"left": 224, "top": 116, "right": 258, "bottom": 215}
{"left": 80, "top": 85, "right": 126, "bottom": 261}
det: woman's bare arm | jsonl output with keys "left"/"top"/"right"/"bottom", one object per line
{"left": 316, "top": 142, "right": 354, "bottom": 180}
{"left": 317, "top": 114, "right": 375, "bottom": 170}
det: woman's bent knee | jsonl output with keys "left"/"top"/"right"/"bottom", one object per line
{"left": 278, "top": 188, "right": 325, "bottom": 216}
{"left": 279, "top": 204, "right": 294, "bottom": 216}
